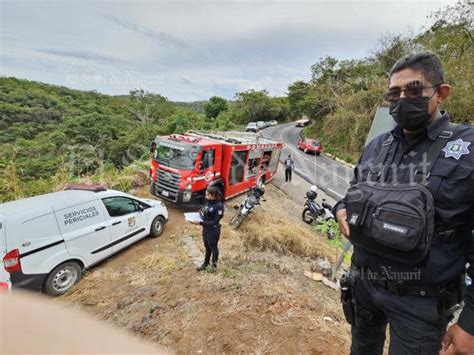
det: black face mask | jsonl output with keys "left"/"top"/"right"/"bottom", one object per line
{"left": 389, "top": 97, "right": 432, "bottom": 131}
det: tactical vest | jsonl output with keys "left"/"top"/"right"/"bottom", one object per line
{"left": 345, "top": 124, "right": 457, "bottom": 263}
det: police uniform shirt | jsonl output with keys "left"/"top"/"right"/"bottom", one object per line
{"left": 199, "top": 200, "right": 224, "bottom": 230}
{"left": 335, "top": 112, "right": 474, "bottom": 334}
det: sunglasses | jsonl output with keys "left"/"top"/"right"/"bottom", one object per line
{"left": 383, "top": 84, "right": 440, "bottom": 103}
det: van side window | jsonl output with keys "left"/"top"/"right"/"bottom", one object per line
{"left": 102, "top": 197, "right": 138, "bottom": 217}
{"left": 135, "top": 200, "right": 151, "bottom": 209}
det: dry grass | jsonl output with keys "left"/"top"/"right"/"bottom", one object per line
{"left": 58, "top": 184, "right": 351, "bottom": 354}
{"left": 221, "top": 186, "right": 339, "bottom": 262}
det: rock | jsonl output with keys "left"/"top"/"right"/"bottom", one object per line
{"left": 117, "top": 297, "right": 134, "bottom": 310}
{"left": 323, "top": 316, "right": 333, "bottom": 322}
{"left": 207, "top": 335, "right": 214, "bottom": 343}
{"left": 311, "top": 258, "right": 332, "bottom": 277}
{"left": 322, "top": 277, "right": 339, "bottom": 290}
{"left": 132, "top": 171, "right": 148, "bottom": 188}
{"left": 304, "top": 270, "right": 323, "bottom": 281}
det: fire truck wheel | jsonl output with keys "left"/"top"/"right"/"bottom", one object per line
{"left": 304, "top": 148, "right": 308, "bottom": 154}
{"left": 257, "top": 177, "right": 265, "bottom": 188}
{"left": 150, "top": 216, "right": 166, "bottom": 238}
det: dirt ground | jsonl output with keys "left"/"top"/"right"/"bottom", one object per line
{"left": 60, "top": 184, "right": 351, "bottom": 354}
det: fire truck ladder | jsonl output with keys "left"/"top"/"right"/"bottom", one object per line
{"left": 186, "top": 131, "right": 243, "bottom": 144}
{"left": 187, "top": 131, "right": 279, "bottom": 145}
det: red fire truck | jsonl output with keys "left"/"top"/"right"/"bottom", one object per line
{"left": 150, "top": 131, "right": 284, "bottom": 206}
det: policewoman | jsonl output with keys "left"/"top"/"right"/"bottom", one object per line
{"left": 190, "top": 186, "right": 224, "bottom": 271}
{"left": 335, "top": 52, "right": 474, "bottom": 354}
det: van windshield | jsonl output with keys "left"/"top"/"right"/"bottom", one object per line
{"left": 154, "top": 141, "right": 199, "bottom": 170}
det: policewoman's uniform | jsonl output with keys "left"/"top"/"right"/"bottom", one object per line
{"left": 335, "top": 112, "right": 474, "bottom": 354}
{"left": 199, "top": 199, "right": 224, "bottom": 267}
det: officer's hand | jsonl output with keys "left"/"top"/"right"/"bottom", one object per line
{"left": 441, "top": 323, "right": 474, "bottom": 355}
{"left": 336, "top": 208, "right": 350, "bottom": 239}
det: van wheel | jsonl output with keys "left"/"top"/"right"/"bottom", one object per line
{"left": 44, "top": 261, "right": 82, "bottom": 296}
{"left": 150, "top": 216, "right": 165, "bottom": 237}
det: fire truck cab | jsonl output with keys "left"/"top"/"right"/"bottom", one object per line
{"left": 150, "top": 131, "right": 283, "bottom": 206}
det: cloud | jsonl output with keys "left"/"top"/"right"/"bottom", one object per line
{"left": 104, "top": 15, "right": 187, "bottom": 49}
{"left": 35, "top": 48, "right": 122, "bottom": 64}
{"left": 1, "top": 0, "right": 456, "bottom": 101}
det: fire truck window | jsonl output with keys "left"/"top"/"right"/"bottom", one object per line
{"left": 200, "top": 149, "right": 215, "bottom": 171}
{"left": 269, "top": 149, "right": 280, "bottom": 172}
{"left": 247, "top": 158, "right": 261, "bottom": 179}
{"left": 230, "top": 151, "right": 247, "bottom": 185}
{"left": 262, "top": 151, "right": 272, "bottom": 171}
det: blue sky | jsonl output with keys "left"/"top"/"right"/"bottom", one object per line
{"left": 0, "top": 0, "right": 456, "bottom": 101}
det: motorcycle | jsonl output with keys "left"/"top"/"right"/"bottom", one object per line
{"left": 229, "top": 186, "right": 265, "bottom": 229}
{"left": 302, "top": 187, "right": 336, "bottom": 239}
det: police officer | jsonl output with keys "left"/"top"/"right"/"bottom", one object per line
{"left": 191, "top": 186, "right": 224, "bottom": 271}
{"left": 335, "top": 52, "right": 474, "bottom": 354}
{"left": 284, "top": 154, "right": 294, "bottom": 182}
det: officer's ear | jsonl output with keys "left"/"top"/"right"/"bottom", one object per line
{"left": 437, "top": 84, "right": 451, "bottom": 103}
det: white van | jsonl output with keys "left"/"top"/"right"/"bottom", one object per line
{"left": 0, "top": 185, "right": 168, "bottom": 296}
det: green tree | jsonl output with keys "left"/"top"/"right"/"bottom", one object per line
{"left": 232, "top": 90, "right": 268, "bottom": 124}
{"left": 129, "top": 89, "right": 176, "bottom": 125}
{"left": 214, "top": 111, "right": 235, "bottom": 131}
{"left": 204, "top": 96, "right": 228, "bottom": 119}
{"left": 311, "top": 56, "right": 338, "bottom": 83}
{"left": 287, "top": 81, "right": 312, "bottom": 119}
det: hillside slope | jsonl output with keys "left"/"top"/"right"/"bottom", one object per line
{"left": 60, "top": 182, "right": 350, "bottom": 354}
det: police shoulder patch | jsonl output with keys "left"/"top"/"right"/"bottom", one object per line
{"left": 442, "top": 138, "right": 471, "bottom": 160}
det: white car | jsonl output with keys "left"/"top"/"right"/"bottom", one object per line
{"left": 0, "top": 184, "right": 168, "bottom": 295}
{"left": 246, "top": 122, "right": 258, "bottom": 132}
{"left": 256, "top": 121, "right": 266, "bottom": 130}
{"left": 268, "top": 120, "right": 278, "bottom": 126}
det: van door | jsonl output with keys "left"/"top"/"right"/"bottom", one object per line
{"left": 56, "top": 199, "right": 112, "bottom": 266}
{"left": 100, "top": 196, "right": 148, "bottom": 253}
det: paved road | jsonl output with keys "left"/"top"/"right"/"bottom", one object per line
{"left": 264, "top": 123, "right": 353, "bottom": 201}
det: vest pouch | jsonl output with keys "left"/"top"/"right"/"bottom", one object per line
{"left": 346, "top": 189, "right": 373, "bottom": 229}
{"left": 370, "top": 202, "right": 425, "bottom": 251}
{"left": 346, "top": 182, "right": 435, "bottom": 263}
